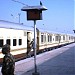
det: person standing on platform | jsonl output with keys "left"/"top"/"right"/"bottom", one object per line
{"left": 1, "top": 44, "right": 15, "bottom": 75}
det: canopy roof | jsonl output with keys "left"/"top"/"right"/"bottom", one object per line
{"left": 21, "top": 5, "right": 47, "bottom": 11}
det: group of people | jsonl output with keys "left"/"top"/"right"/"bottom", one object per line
{"left": 1, "top": 39, "right": 34, "bottom": 75}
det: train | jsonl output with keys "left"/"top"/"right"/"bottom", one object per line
{"left": 0, "top": 20, "right": 75, "bottom": 63}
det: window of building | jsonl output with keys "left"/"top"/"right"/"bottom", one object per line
{"left": 13, "top": 39, "right": 17, "bottom": 46}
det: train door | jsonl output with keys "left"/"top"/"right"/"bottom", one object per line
{"left": 27, "top": 29, "right": 39, "bottom": 54}
{"left": 27, "top": 32, "right": 31, "bottom": 55}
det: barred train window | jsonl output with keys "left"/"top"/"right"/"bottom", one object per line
{"left": 44, "top": 35, "right": 46, "bottom": 42}
{"left": 19, "top": 39, "right": 22, "bottom": 45}
{"left": 6, "top": 39, "right": 10, "bottom": 45}
{"left": 69, "top": 36, "right": 70, "bottom": 40}
{"left": 48, "top": 35, "right": 52, "bottom": 42}
{"left": 71, "top": 36, "right": 73, "bottom": 40}
{"left": 50, "top": 36, "right": 52, "bottom": 42}
{"left": 0, "top": 39, "right": 3, "bottom": 47}
{"left": 48, "top": 35, "right": 49, "bottom": 42}
{"left": 59, "top": 36, "right": 61, "bottom": 40}
{"left": 41, "top": 35, "right": 43, "bottom": 43}
{"left": 63, "top": 36, "right": 65, "bottom": 40}
{"left": 13, "top": 39, "right": 17, "bottom": 46}
{"left": 55, "top": 36, "right": 59, "bottom": 41}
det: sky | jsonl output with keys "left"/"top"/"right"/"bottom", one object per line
{"left": 0, "top": 0, "right": 74, "bottom": 34}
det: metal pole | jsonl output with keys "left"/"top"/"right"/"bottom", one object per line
{"left": 34, "top": 20, "right": 37, "bottom": 72}
{"left": 32, "top": 20, "right": 40, "bottom": 75}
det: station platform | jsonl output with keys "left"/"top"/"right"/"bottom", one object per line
{"left": 0, "top": 43, "right": 75, "bottom": 75}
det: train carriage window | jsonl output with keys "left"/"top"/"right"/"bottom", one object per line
{"left": 6, "top": 39, "right": 10, "bottom": 45}
{"left": 48, "top": 35, "right": 49, "bottom": 42}
{"left": 48, "top": 35, "right": 52, "bottom": 42}
{"left": 71, "top": 36, "right": 73, "bottom": 40}
{"left": 55, "top": 36, "right": 59, "bottom": 41}
{"left": 13, "top": 39, "right": 17, "bottom": 46}
{"left": 41, "top": 35, "right": 44, "bottom": 43}
{"left": 44, "top": 35, "right": 46, "bottom": 42}
{"left": 63, "top": 36, "right": 65, "bottom": 40}
{"left": 19, "top": 39, "right": 22, "bottom": 45}
{"left": 50, "top": 36, "right": 52, "bottom": 42}
{"left": 0, "top": 39, "right": 3, "bottom": 47}
{"left": 69, "top": 36, "right": 70, "bottom": 40}
{"left": 59, "top": 36, "right": 61, "bottom": 40}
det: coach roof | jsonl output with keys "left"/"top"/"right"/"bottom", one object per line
{"left": 0, "top": 20, "right": 33, "bottom": 31}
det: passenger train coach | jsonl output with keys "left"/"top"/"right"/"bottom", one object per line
{"left": 0, "top": 20, "right": 75, "bottom": 63}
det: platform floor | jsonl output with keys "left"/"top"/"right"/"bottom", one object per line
{"left": 0, "top": 43, "right": 75, "bottom": 75}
